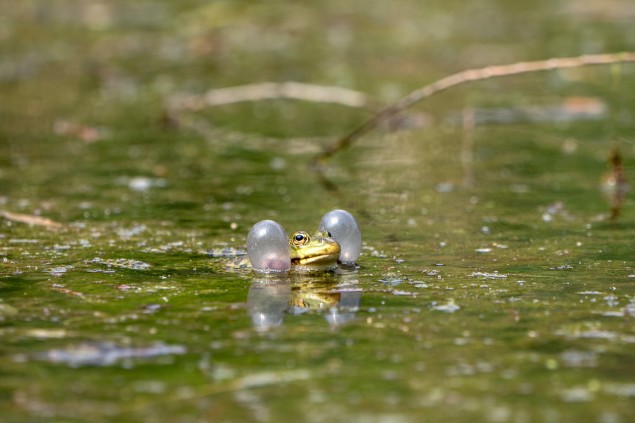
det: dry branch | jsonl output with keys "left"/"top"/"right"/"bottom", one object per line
{"left": 1, "top": 210, "right": 64, "bottom": 230}
{"left": 313, "top": 52, "right": 635, "bottom": 165}
{"left": 169, "top": 81, "right": 378, "bottom": 112}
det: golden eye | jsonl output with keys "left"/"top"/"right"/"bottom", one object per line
{"left": 292, "top": 232, "right": 309, "bottom": 246}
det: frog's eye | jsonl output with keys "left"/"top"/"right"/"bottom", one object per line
{"left": 327, "top": 231, "right": 333, "bottom": 238}
{"left": 292, "top": 231, "right": 310, "bottom": 246}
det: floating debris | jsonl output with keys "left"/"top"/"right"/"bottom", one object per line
{"left": 431, "top": 299, "right": 461, "bottom": 313}
{"left": 116, "top": 224, "right": 147, "bottom": 239}
{"left": 208, "top": 247, "right": 247, "bottom": 258}
{"left": 8, "top": 239, "right": 40, "bottom": 244}
{"left": 234, "top": 369, "right": 311, "bottom": 390}
{"left": 541, "top": 201, "right": 574, "bottom": 222}
{"left": 550, "top": 264, "right": 574, "bottom": 270}
{"left": 0, "top": 210, "right": 64, "bottom": 230}
{"left": 445, "top": 97, "right": 607, "bottom": 126}
{"left": 600, "top": 147, "right": 629, "bottom": 222}
{"left": 86, "top": 268, "right": 116, "bottom": 274}
{"left": 363, "top": 245, "right": 387, "bottom": 258}
{"left": 118, "top": 176, "right": 167, "bottom": 192}
{"left": 603, "top": 383, "right": 635, "bottom": 398}
{"left": 561, "top": 386, "right": 593, "bottom": 403}
{"left": 560, "top": 349, "right": 598, "bottom": 368}
{"left": 53, "top": 119, "right": 107, "bottom": 143}
{"left": 379, "top": 275, "right": 405, "bottom": 286}
{"left": 581, "top": 330, "right": 620, "bottom": 340}
{"left": 88, "top": 258, "right": 151, "bottom": 270}
{"left": 36, "top": 341, "right": 186, "bottom": 367}
{"left": 141, "top": 303, "right": 164, "bottom": 314}
{"left": 23, "top": 329, "right": 68, "bottom": 339}
{"left": 595, "top": 310, "right": 625, "bottom": 318}
{"left": 392, "top": 290, "right": 416, "bottom": 296}
{"left": 435, "top": 182, "right": 454, "bottom": 193}
{"left": 50, "top": 284, "right": 84, "bottom": 298}
{"left": 45, "top": 266, "right": 72, "bottom": 277}
{"left": 469, "top": 272, "right": 508, "bottom": 279}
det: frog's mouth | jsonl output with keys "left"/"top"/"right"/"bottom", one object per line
{"left": 292, "top": 251, "right": 340, "bottom": 265}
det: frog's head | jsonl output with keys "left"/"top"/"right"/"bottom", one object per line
{"left": 289, "top": 230, "right": 340, "bottom": 268}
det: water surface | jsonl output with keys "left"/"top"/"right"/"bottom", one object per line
{"left": 1, "top": 1, "right": 635, "bottom": 422}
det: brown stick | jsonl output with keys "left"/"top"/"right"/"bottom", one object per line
{"left": 0, "top": 210, "right": 64, "bottom": 230}
{"left": 168, "top": 82, "right": 379, "bottom": 112}
{"left": 313, "top": 52, "right": 635, "bottom": 165}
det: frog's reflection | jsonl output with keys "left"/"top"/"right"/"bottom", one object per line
{"left": 247, "top": 277, "right": 291, "bottom": 328}
{"left": 247, "top": 274, "right": 361, "bottom": 329}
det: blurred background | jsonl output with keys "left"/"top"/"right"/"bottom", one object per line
{"left": 1, "top": 1, "right": 635, "bottom": 422}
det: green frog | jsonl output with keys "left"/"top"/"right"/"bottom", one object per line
{"left": 225, "top": 229, "right": 340, "bottom": 273}
{"left": 289, "top": 230, "right": 340, "bottom": 272}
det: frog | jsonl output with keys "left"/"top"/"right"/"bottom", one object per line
{"left": 228, "top": 210, "right": 360, "bottom": 274}
{"left": 224, "top": 228, "right": 340, "bottom": 273}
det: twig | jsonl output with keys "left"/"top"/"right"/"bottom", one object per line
{"left": 168, "top": 81, "right": 379, "bottom": 112}
{"left": 313, "top": 52, "right": 635, "bottom": 165}
{"left": 0, "top": 210, "right": 64, "bottom": 230}
{"left": 51, "top": 284, "right": 85, "bottom": 298}
{"left": 601, "top": 147, "right": 629, "bottom": 222}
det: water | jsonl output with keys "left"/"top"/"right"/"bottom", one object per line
{"left": 1, "top": 1, "right": 635, "bottom": 422}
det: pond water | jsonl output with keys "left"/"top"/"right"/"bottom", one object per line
{"left": 1, "top": 1, "right": 635, "bottom": 422}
